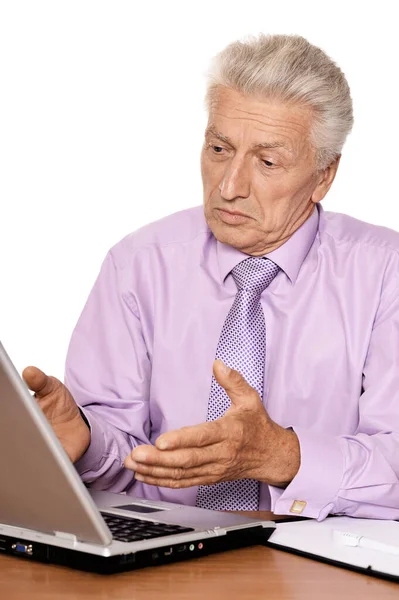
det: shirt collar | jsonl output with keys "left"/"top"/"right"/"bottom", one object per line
{"left": 216, "top": 203, "right": 320, "bottom": 284}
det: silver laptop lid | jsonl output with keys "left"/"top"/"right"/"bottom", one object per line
{"left": 0, "top": 342, "right": 112, "bottom": 545}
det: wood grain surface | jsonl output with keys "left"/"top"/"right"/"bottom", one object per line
{"left": 1, "top": 511, "right": 398, "bottom": 600}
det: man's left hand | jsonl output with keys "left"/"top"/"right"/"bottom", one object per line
{"left": 124, "top": 360, "right": 300, "bottom": 489}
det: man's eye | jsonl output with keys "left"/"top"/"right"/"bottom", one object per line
{"left": 263, "top": 160, "right": 274, "bottom": 167}
{"left": 212, "top": 146, "right": 224, "bottom": 153}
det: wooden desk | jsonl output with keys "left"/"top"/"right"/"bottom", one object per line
{"left": 1, "top": 512, "right": 398, "bottom": 599}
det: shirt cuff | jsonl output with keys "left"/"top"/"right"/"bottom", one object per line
{"left": 74, "top": 408, "right": 107, "bottom": 476}
{"left": 269, "top": 425, "right": 344, "bottom": 520}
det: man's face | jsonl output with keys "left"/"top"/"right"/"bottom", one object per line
{"left": 201, "top": 87, "right": 337, "bottom": 255}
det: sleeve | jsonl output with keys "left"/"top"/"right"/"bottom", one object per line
{"left": 64, "top": 251, "right": 151, "bottom": 493}
{"left": 269, "top": 279, "right": 399, "bottom": 521}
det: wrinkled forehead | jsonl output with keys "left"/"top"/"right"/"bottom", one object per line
{"left": 206, "top": 86, "right": 315, "bottom": 154}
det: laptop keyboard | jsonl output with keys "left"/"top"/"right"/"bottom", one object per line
{"left": 101, "top": 512, "right": 195, "bottom": 543}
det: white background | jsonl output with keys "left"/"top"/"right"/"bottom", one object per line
{"left": 1, "top": 0, "right": 398, "bottom": 378}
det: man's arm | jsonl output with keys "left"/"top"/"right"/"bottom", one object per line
{"left": 65, "top": 250, "right": 152, "bottom": 493}
{"left": 269, "top": 279, "right": 399, "bottom": 520}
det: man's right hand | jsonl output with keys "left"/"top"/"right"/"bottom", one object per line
{"left": 22, "top": 366, "right": 91, "bottom": 463}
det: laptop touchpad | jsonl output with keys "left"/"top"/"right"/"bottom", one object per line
{"left": 114, "top": 503, "right": 166, "bottom": 513}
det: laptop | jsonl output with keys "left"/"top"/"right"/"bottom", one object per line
{"left": 0, "top": 342, "right": 275, "bottom": 573}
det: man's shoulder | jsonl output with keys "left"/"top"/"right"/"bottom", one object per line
{"left": 320, "top": 208, "right": 399, "bottom": 256}
{"left": 110, "top": 205, "right": 209, "bottom": 267}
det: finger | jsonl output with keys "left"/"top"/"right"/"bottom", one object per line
{"left": 127, "top": 444, "right": 220, "bottom": 469}
{"left": 22, "top": 366, "right": 55, "bottom": 397}
{"left": 155, "top": 421, "right": 223, "bottom": 451}
{"left": 127, "top": 460, "right": 218, "bottom": 481}
{"left": 213, "top": 360, "right": 260, "bottom": 409}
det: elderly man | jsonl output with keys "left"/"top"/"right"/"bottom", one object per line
{"left": 23, "top": 34, "right": 399, "bottom": 521}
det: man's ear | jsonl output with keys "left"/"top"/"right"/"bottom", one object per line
{"left": 311, "top": 155, "right": 341, "bottom": 204}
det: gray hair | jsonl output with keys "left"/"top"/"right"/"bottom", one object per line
{"left": 205, "top": 34, "right": 354, "bottom": 169}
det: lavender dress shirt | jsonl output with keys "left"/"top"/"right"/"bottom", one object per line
{"left": 66, "top": 203, "right": 399, "bottom": 520}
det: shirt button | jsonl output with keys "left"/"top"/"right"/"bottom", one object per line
{"left": 290, "top": 500, "right": 307, "bottom": 514}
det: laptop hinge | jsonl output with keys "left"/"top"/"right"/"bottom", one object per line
{"left": 53, "top": 531, "right": 78, "bottom": 543}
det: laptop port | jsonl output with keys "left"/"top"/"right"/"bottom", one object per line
{"left": 11, "top": 543, "right": 33, "bottom": 555}
{"left": 163, "top": 548, "right": 173, "bottom": 556}
{"left": 176, "top": 544, "right": 187, "bottom": 553}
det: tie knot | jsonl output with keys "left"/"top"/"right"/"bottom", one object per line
{"left": 231, "top": 257, "right": 280, "bottom": 293}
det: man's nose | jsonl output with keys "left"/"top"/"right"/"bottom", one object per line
{"left": 219, "top": 157, "right": 250, "bottom": 200}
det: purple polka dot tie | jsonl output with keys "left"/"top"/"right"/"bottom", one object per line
{"left": 196, "top": 257, "right": 280, "bottom": 510}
